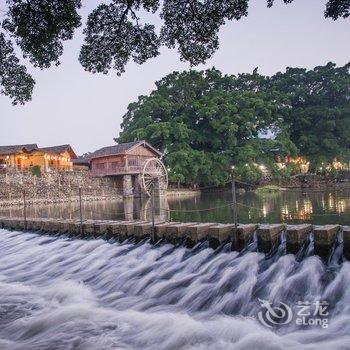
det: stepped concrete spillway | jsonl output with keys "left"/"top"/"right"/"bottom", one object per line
{"left": 0, "top": 217, "right": 348, "bottom": 260}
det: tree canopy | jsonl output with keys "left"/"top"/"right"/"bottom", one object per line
{"left": 269, "top": 62, "right": 350, "bottom": 166}
{"left": 117, "top": 68, "right": 292, "bottom": 185}
{"left": 0, "top": 0, "right": 348, "bottom": 104}
{"left": 117, "top": 62, "right": 350, "bottom": 185}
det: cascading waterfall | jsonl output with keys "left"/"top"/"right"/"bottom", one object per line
{"left": 0, "top": 228, "right": 350, "bottom": 350}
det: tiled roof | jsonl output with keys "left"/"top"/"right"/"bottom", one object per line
{"left": 90, "top": 141, "right": 141, "bottom": 158}
{"left": 73, "top": 157, "right": 90, "bottom": 165}
{"left": 39, "top": 145, "right": 77, "bottom": 159}
{"left": 39, "top": 144, "right": 70, "bottom": 154}
{"left": 90, "top": 140, "right": 162, "bottom": 159}
{"left": 0, "top": 144, "right": 38, "bottom": 155}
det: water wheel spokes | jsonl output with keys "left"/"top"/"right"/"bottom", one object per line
{"left": 141, "top": 158, "right": 168, "bottom": 197}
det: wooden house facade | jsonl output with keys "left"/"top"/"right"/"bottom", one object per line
{"left": 89, "top": 140, "right": 163, "bottom": 196}
{"left": 0, "top": 144, "right": 77, "bottom": 172}
{"left": 89, "top": 141, "right": 162, "bottom": 177}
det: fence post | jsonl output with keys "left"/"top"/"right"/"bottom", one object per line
{"left": 151, "top": 181, "right": 155, "bottom": 243}
{"left": 79, "top": 187, "right": 83, "bottom": 235}
{"left": 23, "top": 189, "right": 27, "bottom": 230}
{"left": 231, "top": 173, "right": 238, "bottom": 229}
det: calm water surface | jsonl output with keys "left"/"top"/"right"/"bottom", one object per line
{"left": 2, "top": 189, "right": 350, "bottom": 225}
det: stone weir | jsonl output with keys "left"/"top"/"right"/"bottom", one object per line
{"left": 0, "top": 217, "right": 349, "bottom": 260}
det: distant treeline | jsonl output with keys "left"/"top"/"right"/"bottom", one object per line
{"left": 117, "top": 62, "right": 350, "bottom": 185}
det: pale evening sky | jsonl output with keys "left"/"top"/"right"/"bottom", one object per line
{"left": 0, "top": 0, "right": 349, "bottom": 155}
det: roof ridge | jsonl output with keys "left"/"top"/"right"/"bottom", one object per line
{"left": 90, "top": 140, "right": 159, "bottom": 159}
{"left": 0, "top": 143, "right": 37, "bottom": 147}
{"left": 39, "top": 144, "right": 71, "bottom": 149}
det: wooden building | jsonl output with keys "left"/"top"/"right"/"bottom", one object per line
{"left": 0, "top": 144, "right": 77, "bottom": 172}
{"left": 89, "top": 140, "right": 163, "bottom": 196}
{"left": 39, "top": 145, "right": 77, "bottom": 171}
{"left": 72, "top": 157, "right": 90, "bottom": 171}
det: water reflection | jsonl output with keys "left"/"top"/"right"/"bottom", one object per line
{"left": 0, "top": 196, "right": 170, "bottom": 222}
{"left": 168, "top": 190, "right": 350, "bottom": 225}
{"left": 1, "top": 189, "right": 350, "bottom": 225}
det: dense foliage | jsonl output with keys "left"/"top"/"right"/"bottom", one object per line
{"left": 0, "top": 32, "right": 35, "bottom": 105}
{"left": 0, "top": 0, "right": 348, "bottom": 104}
{"left": 117, "top": 63, "right": 350, "bottom": 185}
{"left": 270, "top": 63, "right": 350, "bottom": 167}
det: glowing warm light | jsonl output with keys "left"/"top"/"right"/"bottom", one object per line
{"left": 328, "top": 193, "right": 334, "bottom": 209}
{"left": 262, "top": 204, "right": 267, "bottom": 218}
{"left": 281, "top": 204, "right": 293, "bottom": 220}
{"left": 333, "top": 158, "right": 345, "bottom": 170}
{"left": 336, "top": 199, "right": 347, "bottom": 214}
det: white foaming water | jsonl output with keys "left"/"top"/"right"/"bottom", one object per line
{"left": 0, "top": 229, "right": 350, "bottom": 349}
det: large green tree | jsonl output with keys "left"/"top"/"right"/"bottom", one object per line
{"left": 0, "top": 0, "right": 348, "bottom": 104}
{"left": 117, "top": 62, "right": 350, "bottom": 184}
{"left": 270, "top": 62, "right": 350, "bottom": 165}
{"left": 211, "top": 62, "right": 350, "bottom": 167}
{"left": 117, "top": 68, "right": 292, "bottom": 185}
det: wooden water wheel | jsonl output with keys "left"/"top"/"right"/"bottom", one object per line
{"left": 141, "top": 158, "right": 168, "bottom": 197}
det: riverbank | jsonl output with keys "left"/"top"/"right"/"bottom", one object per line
{"left": 2, "top": 171, "right": 350, "bottom": 208}
{"left": 265, "top": 172, "right": 350, "bottom": 190}
{"left": 166, "top": 188, "right": 200, "bottom": 197}
{"left": 0, "top": 189, "right": 200, "bottom": 208}
{"left": 0, "top": 194, "right": 121, "bottom": 208}
{"left": 0, "top": 171, "right": 202, "bottom": 208}
{"left": 255, "top": 182, "right": 350, "bottom": 194}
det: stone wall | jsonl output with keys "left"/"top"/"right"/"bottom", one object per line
{"left": 0, "top": 171, "right": 121, "bottom": 207}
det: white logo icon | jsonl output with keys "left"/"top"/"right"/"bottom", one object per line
{"left": 257, "top": 298, "right": 293, "bottom": 328}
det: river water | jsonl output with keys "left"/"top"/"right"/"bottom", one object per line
{"left": 0, "top": 228, "right": 350, "bottom": 349}
{"left": 2, "top": 188, "right": 350, "bottom": 225}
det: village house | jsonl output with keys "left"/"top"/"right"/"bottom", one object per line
{"left": 0, "top": 144, "right": 77, "bottom": 172}
{"left": 72, "top": 157, "right": 90, "bottom": 171}
{"left": 89, "top": 140, "right": 162, "bottom": 176}
{"left": 89, "top": 140, "right": 163, "bottom": 195}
